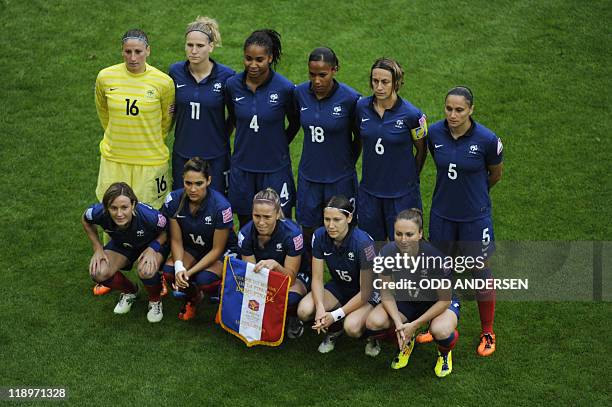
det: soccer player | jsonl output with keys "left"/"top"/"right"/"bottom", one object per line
{"left": 237, "top": 188, "right": 309, "bottom": 339}
{"left": 94, "top": 29, "right": 175, "bottom": 210}
{"left": 365, "top": 209, "right": 460, "bottom": 378}
{"left": 82, "top": 182, "right": 169, "bottom": 323}
{"left": 161, "top": 157, "right": 238, "bottom": 321}
{"left": 169, "top": 16, "right": 235, "bottom": 193}
{"left": 225, "top": 29, "right": 300, "bottom": 227}
{"left": 294, "top": 47, "right": 361, "bottom": 271}
{"left": 426, "top": 86, "right": 503, "bottom": 356}
{"left": 93, "top": 29, "right": 175, "bottom": 296}
{"left": 355, "top": 57, "right": 428, "bottom": 241}
{"left": 297, "top": 196, "right": 380, "bottom": 355}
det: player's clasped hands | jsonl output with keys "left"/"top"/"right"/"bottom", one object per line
{"left": 395, "top": 321, "right": 418, "bottom": 349}
{"left": 312, "top": 308, "right": 333, "bottom": 334}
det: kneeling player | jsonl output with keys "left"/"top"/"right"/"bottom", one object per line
{"left": 365, "top": 209, "right": 459, "bottom": 377}
{"left": 82, "top": 182, "right": 168, "bottom": 322}
{"left": 297, "top": 196, "right": 380, "bottom": 354}
{"left": 238, "top": 188, "right": 309, "bottom": 338}
{"left": 161, "top": 158, "right": 238, "bottom": 321}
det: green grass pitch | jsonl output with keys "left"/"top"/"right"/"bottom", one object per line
{"left": 0, "top": 0, "right": 610, "bottom": 405}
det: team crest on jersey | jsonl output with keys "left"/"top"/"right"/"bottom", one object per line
{"left": 394, "top": 119, "right": 405, "bottom": 129}
{"left": 332, "top": 104, "right": 343, "bottom": 117}
{"left": 145, "top": 89, "right": 156, "bottom": 98}
{"left": 204, "top": 216, "right": 212, "bottom": 225}
{"left": 137, "top": 230, "right": 144, "bottom": 237}
{"left": 469, "top": 144, "right": 480, "bottom": 154}
{"left": 213, "top": 82, "right": 222, "bottom": 92}
{"left": 268, "top": 92, "right": 279, "bottom": 104}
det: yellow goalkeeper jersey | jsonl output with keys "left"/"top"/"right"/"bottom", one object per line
{"left": 95, "top": 63, "right": 175, "bottom": 166}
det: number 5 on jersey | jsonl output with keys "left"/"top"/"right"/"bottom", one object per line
{"left": 447, "top": 163, "right": 457, "bottom": 180}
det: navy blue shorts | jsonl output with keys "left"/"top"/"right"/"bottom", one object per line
{"left": 296, "top": 172, "right": 358, "bottom": 228}
{"left": 228, "top": 165, "right": 295, "bottom": 217}
{"left": 325, "top": 280, "right": 359, "bottom": 305}
{"left": 296, "top": 271, "right": 311, "bottom": 290}
{"left": 184, "top": 244, "right": 240, "bottom": 265}
{"left": 105, "top": 240, "right": 170, "bottom": 271}
{"left": 325, "top": 280, "right": 380, "bottom": 307}
{"left": 396, "top": 298, "right": 461, "bottom": 323}
{"left": 429, "top": 211, "right": 496, "bottom": 259}
{"left": 357, "top": 186, "right": 422, "bottom": 241}
{"left": 172, "top": 152, "right": 230, "bottom": 195}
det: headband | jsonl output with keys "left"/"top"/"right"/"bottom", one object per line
{"left": 122, "top": 36, "right": 148, "bottom": 46}
{"left": 253, "top": 198, "right": 277, "bottom": 205}
{"left": 324, "top": 206, "right": 352, "bottom": 216}
{"left": 186, "top": 29, "right": 212, "bottom": 43}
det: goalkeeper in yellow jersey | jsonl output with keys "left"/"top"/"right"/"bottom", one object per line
{"left": 95, "top": 28, "right": 175, "bottom": 210}
{"left": 93, "top": 28, "right": 174, "bottom": 296}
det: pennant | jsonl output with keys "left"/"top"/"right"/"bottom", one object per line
{"left": 219, "top": 257, "right": 290, "bottom": 347}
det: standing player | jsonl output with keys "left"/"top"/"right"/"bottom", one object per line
{"left": 225, "top": 29, "right": 300, "bottom": 227}
{"left": 365, "top": 209, "right": 460, "bottom": 377}
{"left": 82, "top": 182, "right": 169, "bottom": 323}
{"left": 95, "top": 28, "right": 175, "bottom": 210}
{"left": 93, "top": 29, "right": 174, "bottom": 296}
{"left": 169, "top": 16, "right": 235, "bottom": 193}
{"left": 426, "top": 86, "right": 503, "bottom": 356}
{"left": 237, "top": 188, "right": 309, "bottom": 339}
{"left": 161, "top": 157, "right": 238, "bottom": 321}
{"left": 294, "top": 47, "right": 361, "bottom": 269}
{"left": 355, "top": 57, "right": 427, "bottom": 241}
{"left": 297, "top": 196, "right": 379, "bottom": 355}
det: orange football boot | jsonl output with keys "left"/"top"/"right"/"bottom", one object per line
{"left": 477, "top": 332, "right": 496, "bottom": 356}
{"left": 93, "top": 284, "right": 111, "bottom": 296}
{"left": 416, "top": 330, "right": 434, "bottom": 344}
{"left": 160, "top": 275, "right": 168, "bottom": 297}
{"left": 178, "top": 301, "right": 197, "bottom": 321}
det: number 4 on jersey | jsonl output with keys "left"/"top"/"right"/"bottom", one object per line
{"left": 250, "top": 115, "right": 259, "bottom": 132}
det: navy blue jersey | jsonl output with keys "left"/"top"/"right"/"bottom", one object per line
{"left": 162, "top": 188, "right": 237, "bottom": 256}
{"left": 380, "top": 240, "right": 452, "bottom": 303}
{"left": 238, "top": 219, "right": 304, "bottom": 270}
{"left": 312, "top": 226, "right": 376, "bottom": 292}
{"left": 169, "top": 59, "right": 235, "bottom": 159}
{"left": 225, "top": 71, "right": 299, "bottom": 172}
{"left": 356, "top": 96, "right": 427, "bottom": 198}
{"left": 295, "top": 81, "right": 360, "bottom": 182}
{"left": 84, "top": 202, "right": 166, "bottom": 250}
{"left": 428, "top": 119, "right": 503, "bottom": 222}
